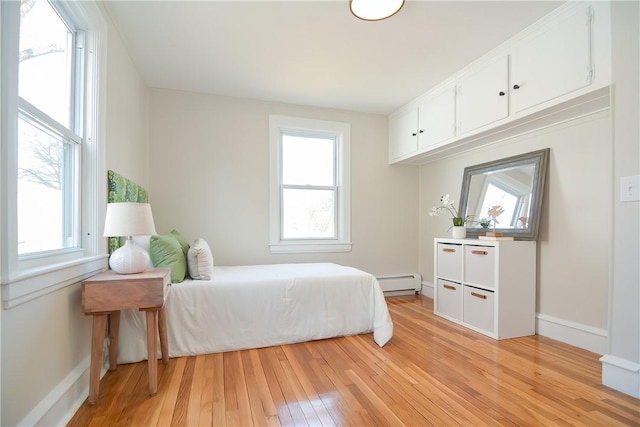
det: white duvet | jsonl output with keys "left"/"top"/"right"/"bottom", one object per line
{"left": 117, "top": 263, "right": 393, "bottom": 363}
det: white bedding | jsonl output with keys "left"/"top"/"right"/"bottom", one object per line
{"left": 118, "top": 263, "right": 393, "bottom": 363}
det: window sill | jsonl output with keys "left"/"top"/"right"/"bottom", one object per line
{"left": 2, "top": 255, "right": 108, "bottom": 308}
{"left": 269, "top": 242, "right": 352, "bottom": 254}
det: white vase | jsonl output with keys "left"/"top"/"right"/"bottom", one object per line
{"left": 451, "top": 226, "right": 466, "bottom": 239}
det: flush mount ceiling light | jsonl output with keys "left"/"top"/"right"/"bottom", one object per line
{"left": 350, "top": 0, "right": 405, "bottom": 21}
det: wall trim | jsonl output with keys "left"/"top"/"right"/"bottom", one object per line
{"left": 536, "top": 313, "right": 608, "bottom": 355}
{"left": 17, "top": 356, "right": 106, "bottom": 426}
{"left": 600, "top": 354, "right": 640, "bottom": 398}
{"left": 421, "top": 281, "right": 434, "bottom": 299}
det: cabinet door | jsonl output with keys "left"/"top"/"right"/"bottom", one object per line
{"left": 417, "top": 86, "right": 456, "bottom": 150}
{"left": 511, "top": 6, "right": 592, "bottom": 114}
{"left": 464, "top": 245, "right": 495, "bottom": 289}
{"left": 457, "top": 55, "right": 509, "bottom": 135}
{"left": 436, "top": 279, "right": 462, "bottom": 321}
{"left": 436, "top": 243, "right": 462, "bottom": 282}
{"left": 463, "top": 286, "right": 495, "bottom": 333}
{"left": 389, "top": 108, "right": 418, "bottom": 161}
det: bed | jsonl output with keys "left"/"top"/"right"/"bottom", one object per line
{"left": 107, "top": 171, "right": 393, "bottom": 363}
{"left": 117, "top": 262, "right": 393, "bottom": 363}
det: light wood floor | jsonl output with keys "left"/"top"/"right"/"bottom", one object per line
{"left": 68, "top": 295, "right": 639, "bottom": 426}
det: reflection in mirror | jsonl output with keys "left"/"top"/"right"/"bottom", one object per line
{"left": 459, "top": 149, "right": 549, "bottom": 240}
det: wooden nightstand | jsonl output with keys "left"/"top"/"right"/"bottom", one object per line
{"left": 82, "top": 267, "right": 171, "bottom": 404}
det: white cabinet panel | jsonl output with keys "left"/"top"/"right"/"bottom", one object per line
{"left": 463, "top": 286, "right": 495, "bottom": 333}
{"left": 457, "top": 55, "right": 509, "bottom": 135}
{"left": 511, "top": 5, "right": 593, "bottom": 114}
{"left": 436, "top": 279, "right": 463, "bottom": 321}
{"left": 464, "top": 245, "right": 496, "bottom": 289}
{"left": 418, "top": 86, "right": 457, "bottom": 149}
{"left": 389, "top": 108, "right": 418, "bottom": 161}
{"left": 436, "top": 243, "right": 462, "bottom": 282}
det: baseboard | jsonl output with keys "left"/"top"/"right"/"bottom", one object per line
{"left": 536, "top": 313, "right": 608, "bottom": 355}
{"left": 17, "top": 356, "right": 105, "bottom": 426}
{"left": 421, "top": 281, "right": 434, "bottom": 299}
{"left": 600, "top": 354, "right": 640, "bottom": 398}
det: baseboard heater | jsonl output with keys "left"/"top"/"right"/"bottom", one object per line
{"left": 376, "top": 273, "right": 422, "bottom": 293}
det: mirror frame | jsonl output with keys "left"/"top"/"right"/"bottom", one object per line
{"left": 458, "top": 148, "right": 549, "bottom": 240}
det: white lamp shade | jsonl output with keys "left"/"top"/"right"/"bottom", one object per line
{"left": 350, "top": 0, "right": 404, "bottom": 21}
{"left": 103, "top": 202, "right": 157, "bottom": 237}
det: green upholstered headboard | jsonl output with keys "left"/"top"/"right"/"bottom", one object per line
{"left": 107, "top": 170, "right": 149, "bottom": 254}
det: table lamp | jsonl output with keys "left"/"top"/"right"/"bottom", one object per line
{"left": 103, "top": 202, "right": 157, "bottom": 274}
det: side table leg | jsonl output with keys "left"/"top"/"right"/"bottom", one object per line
{"left": 158, "top": 307, "right": 169, "bottom": 364}
{"left": 109, "top": 311, "right": 120, "bottom": 371}
{"left": 146, "top": 310, "right": 159, "bottom": 397}
{"left": 89, "top": 314, "right": 107, "bottom": 405}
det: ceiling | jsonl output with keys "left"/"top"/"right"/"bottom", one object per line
{"left": 104, "top": 1, "right": 563, "bottom": 115}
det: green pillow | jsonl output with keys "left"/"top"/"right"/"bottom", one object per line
{"left": 150, "top": 234, "right": 187, "bottom": 283}
{"left": 170, "top": 229, "right": 190, "bottom": 255}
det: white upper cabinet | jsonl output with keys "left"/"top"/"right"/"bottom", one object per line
{"left": 389, "top": 85, "right": 456, "bottom": 162}
{"left": 389, "top": 108, "right": 418, "bottom": 161}
{"left": 511, "top": 5, "right": 593, "bottom": 115}
{"left": 388, "top": 1, "right": 611, "bottom": 165}
{"left": 417, "top": 85, "right": 457, "bottom": 150}
{"left": 457, "top": 55, "right": 510, "bottom": 136}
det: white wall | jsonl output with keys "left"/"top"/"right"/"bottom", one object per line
{"left": 0, "top": 4, "right": 149, "bottom": 425}
{"left": 601, "top": 0, "right": 640, "bottom": 398}
{"left": 147, "top": 89, "right": 419, "bottom": 277}
{"left": 419, "top": 110, "right": 612, "bottom": 352}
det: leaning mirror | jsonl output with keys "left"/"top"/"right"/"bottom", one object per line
{"left": 458, "top": 148, "right": 549, "bottom": 240}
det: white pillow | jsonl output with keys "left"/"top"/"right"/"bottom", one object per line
{"left": 187, "top": 238, "right": 214, "bottom": 280}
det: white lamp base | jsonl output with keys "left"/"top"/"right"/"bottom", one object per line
{"left": 109, "top": 237, "right": 151, "bottom": 274}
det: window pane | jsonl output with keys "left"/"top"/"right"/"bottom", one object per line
{"left": 282, "top": 188, "right": 335, "bottom": 239}
{"left": 19, "top": 0, "right": 73, "bottom": 126}
{"left": 479, "top": 183, "right": 520, "bottom": 228}
{"left": 18, "top": 116, "right": 76, "bottom": 254}
{"left": 282, "top": 134, "right": 335, "bottom": 186}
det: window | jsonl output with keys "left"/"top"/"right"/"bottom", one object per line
{"left": 269, "top": 115, "right": 351, "bottom": 253}
{"left": 18, "top": 0, "right": 79, "bottom": 255}
{"left": 1, "top": 0, "right": 107, "bottom": 307}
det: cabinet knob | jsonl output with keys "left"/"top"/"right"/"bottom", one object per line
{"left": 412, "top": 132, "right": 417, "bottom": 137}
{"left": 513, "top": 84, "right": 520, "bottom": 90}
{"left": 499, "top": 91, "right": 505, "bottom": 96}
{"left": 419, "top": 129, "right": 424, "bottom": 134}
{"left": 443, "top": 284, "right": 456, "bottom": 291}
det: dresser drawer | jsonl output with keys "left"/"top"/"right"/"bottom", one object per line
{"left": 436, "top": 279, "right": 462, "bottom": 320}
{"left": 464, "top": 245, "right": 495, "bottom": 288}
{"left": 437, "top": 243, "right": 462, "bottom": 281}
{"left": 463, "top": 286, "right": 495, "bottom": 333}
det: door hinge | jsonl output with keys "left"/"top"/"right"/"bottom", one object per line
{"left": 587, "top": 65, "right": 594, "bottom": 82}
{"left": 586, "top": 7, "right": 593, "bottom": 26}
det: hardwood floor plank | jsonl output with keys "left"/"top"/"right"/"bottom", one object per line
{"left": 156, "top": 358, "right": 187, "bottom": 426}
{"left": 210, "top": 352, "right": 226, "bottom": 427}
{"left": 242, "top": 349, "right": 280, "bottom": 426}
{"left": 67, "top": 295, "right": 640, "bottom": 427}
{"left": 170, "top": 355, "right": 195, "bottom": 426}
{"left": 223, "top": 351, "right": 253, "bottom": 426}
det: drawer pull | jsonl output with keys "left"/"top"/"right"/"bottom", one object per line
{"left": 471, "top": 250, "right": 488, "bottom": 255}
{"left": 470, "top": 292, "right": 487, "bottom": 300}
{"left": 443, "top": 248, "right": 456, "bottom": 253}
{"left": 443, "top": 284, "right": 456, "bottom": 291}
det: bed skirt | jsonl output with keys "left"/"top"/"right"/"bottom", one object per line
{"left": 117, "top": 263, "right": 393, "bottom": 363}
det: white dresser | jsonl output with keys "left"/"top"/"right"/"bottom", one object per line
{"left": 434, "top": 238, "right": 536, "bottom": 339}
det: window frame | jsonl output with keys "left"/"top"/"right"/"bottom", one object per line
{"left": 269, "top": 115, "right": 351, "bottom": 254}
{"left": 0, "top": 0, "right": 107, "bottom": 308}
